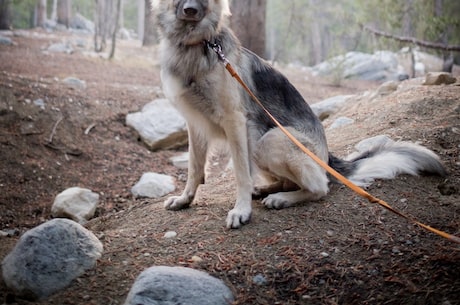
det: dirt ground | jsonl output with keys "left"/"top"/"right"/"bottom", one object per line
{"left": 0, "top": 29, "right": 459, "bottom": 305}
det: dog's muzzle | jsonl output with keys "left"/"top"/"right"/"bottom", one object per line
{"left": 177, "top": 0, "right": 205, "bottom": 22}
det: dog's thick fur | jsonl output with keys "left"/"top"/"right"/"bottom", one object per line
{"left": 156, "top": 0, "right": 446, "bottom": 229}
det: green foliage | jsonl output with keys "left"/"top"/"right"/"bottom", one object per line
{"left": 11, "top": 0, "right": 35, "bottom": 29}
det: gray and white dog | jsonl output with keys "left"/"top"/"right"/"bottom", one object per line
{"left": 156, "top": 0, "right": 446, "bottom": 229}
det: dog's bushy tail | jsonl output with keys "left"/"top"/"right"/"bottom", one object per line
{"left": 329, "top": 141, "right": 447, "bottom": 187}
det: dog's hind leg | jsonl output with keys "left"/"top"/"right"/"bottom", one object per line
{"left": 255, "top": 128, "right": 329, "bottom": 209}
{"left": 164, "top": 124, "right": 208, "bottom": 210}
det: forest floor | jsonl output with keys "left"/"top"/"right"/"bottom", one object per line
{"left": 0, "top": 29, "right": 459, "bottom": 305}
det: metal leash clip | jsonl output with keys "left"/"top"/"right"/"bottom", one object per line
{"left": 206, "top": 40, "right": 229, "bottom": 65}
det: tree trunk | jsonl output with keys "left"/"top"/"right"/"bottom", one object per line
{"left": 142, "top": 0, "right": 157, "bottom": 46}
{"left": 57, "top": 0, "right": 71, "bottom": 28}
{"left": 0, "top": 0, "right": 11, "bottom": 30}
{"left": 137, "top": 0, "right": 145, "bottom": 41}
{"left": 51, "top": 0, "right": 57, "bottom": 21}
{"left": 230, "top": 0, "right": 267, "bottom": 58}
{"left": 109, "top": 0, "right": 122, "bottom": 59}
{"left": 94, "top": 0, "right": 107, "bottom": 52}
{"left": 36, "top": 0, "right": 47, "bottom": 28}
{"left": 402, "top": 0, "right": 414, "bottom": 36}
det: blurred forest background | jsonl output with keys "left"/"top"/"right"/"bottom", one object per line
{"left": 0, "top": 0, "right": 459, "bottom": 67}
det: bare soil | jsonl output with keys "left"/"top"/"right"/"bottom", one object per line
{"left": 0, "top": 29, "right": 459, "bottom": 305}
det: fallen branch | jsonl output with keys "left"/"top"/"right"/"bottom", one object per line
{"left": 84, "top": 123, "right": 97, "bottom": 135}
{"left": 47, "top": 116, "right": 63, "bottom": 143}
{"left": 362, "top": 24, "right": 460, "bottom": 52}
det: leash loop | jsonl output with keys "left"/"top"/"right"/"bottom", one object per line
{"left": 206, "top": 40, "right": 460, "bottom": 244}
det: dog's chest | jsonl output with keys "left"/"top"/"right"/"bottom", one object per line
{"left": 161, "top": 68, "right": 229, "bottom": 119}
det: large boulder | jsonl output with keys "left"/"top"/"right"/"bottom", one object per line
{"left": 1, "top": 219, "right": 103, "bottom": 300}
{"left": 51, "top": 187, "right": 99, "bottom": 223}
{"left": 311, "top": 51, "right": 403, "bottom": 82}
{"left": 70, "top": 13, "right": 95, "bottom": 33}
{"left": 423, "top": 72, "right": 456, "bottom": 86}
{"left": 126, "top": 99, "right": 188, "bottom": 151}
{"left": 124, "top": 266, "right": 234, "bottom": 305}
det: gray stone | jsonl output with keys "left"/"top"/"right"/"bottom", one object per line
{"left": 252, "top": 274, "right": 268, "bottom": 286}
{"left": 376, "top": 81, "right": 399, "bottom": 96}
{"left": 345, "top": 135, "right": 394, "bottom": 161}
{"left": 328, "top": 117, "right": 355, "bottom": 130}
{"left": 1, "top": 219, "right": 103, "bottom": 300}
{"left": 70, "top": 13, "right": 95, "bottom": 33}
{"left": 33, "top": 98, "right": 46, "bottom": 110}
{"left": 47, "top": 42, "right": 73, "bottom": 54}
{"left": 311, "top": 95, "right": 354, "bottom": 121}
{"left": 126, "top": 99, "right": 188, "bottom": 151}
{"left": 354, "top": 135, "right": 394, "bottom": 152}
{"left": 124, "top": 266, "right": 234, "bottom": 305}
{"left": 169, "top": 152, "right": 189, "bottom": 169}
{"left": 311, "top": 51, "right": 400, "bottom": 82}
{"left": 0, "top": 35, "right": 13, "bottom": 45}
{"left": 62, "top": 77, "right": 87, "bottom": 90}
{"left": 131, "top": 172, "right": 176, "bottom": 198}
{"left": 51, "top": 187, "right": 99, "bottom": 223}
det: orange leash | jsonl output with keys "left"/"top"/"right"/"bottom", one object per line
{"left": 208, "top": 41, "right": 460, "bottom": 244}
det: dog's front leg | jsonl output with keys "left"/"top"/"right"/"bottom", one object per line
{"left": 223, "top": 114, "right": 253, "bottom": 229}
{"left": 164, "top": 124, "right": 207, "bottom": 210}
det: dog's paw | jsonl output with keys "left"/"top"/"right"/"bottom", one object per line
{"left": 164, "top": 195, "right": 191, "bottom": 211}
{"left": 226, "top": 207, "right": 252, "bottom": 229}
{"left": 262, "top": 194, "right": 293, "bottom": 210}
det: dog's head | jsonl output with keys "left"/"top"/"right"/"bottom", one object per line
{"left": 156, "top": 0, "right": 231, "bottom": 46}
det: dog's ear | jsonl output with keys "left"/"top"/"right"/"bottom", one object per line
{"left": 220, "top": 0, "right": 232, "bottom": 16}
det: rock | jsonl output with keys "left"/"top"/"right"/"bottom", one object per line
{"left": 131, "top": 172, "right": 176, "bottom": 198}
{"left": 311, "top": 95, "right": 354, "bottom": 121}
{"left": 169, "top": 152, "right": 189, "bottom": 169}
{"left": 124, "top": 266, "right": 234, "bottom": 305}
{"left": 1, "top": 219, "right": 103, "bottom": 300}
{"left": 126, "top": 99, "right": 188, "bottom": 151}
{"left": 33, "top": 98, "right": 46, "bottom": 110}
{"left": 47, "top": 42, "right": 73, "bottom": 54}
{"left": 163, "top": 231, "right": 177, "bottom": 239}
{"left": 0, "top": 229, "right": 19, "bottom": 237}
{"left": 423, "top": 72, "right": 456, "bottom": 86}
{"left": 376, "top": 81, "right": 399, "bottom": 96}
{"left": 62, "top": 77, "right": 87, "bottom": 90}
{"left": 0, "top": 35, "right": 13, "bottom": 45}
{"left": 311, "top": 51, "right": 401, "bottom": 82}
{"left": 118, "top": 28, "right": 131, "bottom": 40}
{"left": 70, "top": 13, "right": 95, "bottom": 33}
{"left": 51, "top": 187, "right": 99, "bottom": 223}
{"left": 252, "top": 274, "right": 268, "bottom": 286}
{"left": 328, "top": 117, "right": 355, "bottom": 129}
{"left": 345, "top": 135, "right": 394, "bottom": 161}
{"left": 354, "top": 135, "right": 393, "bottom": 152}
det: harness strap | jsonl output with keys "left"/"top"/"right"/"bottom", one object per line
{"left": 207, "top": 40, "right": 460, "bottom": 244}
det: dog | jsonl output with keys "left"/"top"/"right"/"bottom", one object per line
{"left": 155, "top": 0, "right": 446, "bottom": 229}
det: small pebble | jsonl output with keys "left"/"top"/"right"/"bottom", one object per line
{"left": 191, "top": 255, "right": 203, "bottom": 263}
{"left": 163, "top": 231, "right": 177, "bottom": 239}
{"left": 252, "top": 274, "right": 268, "bottom": 286}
